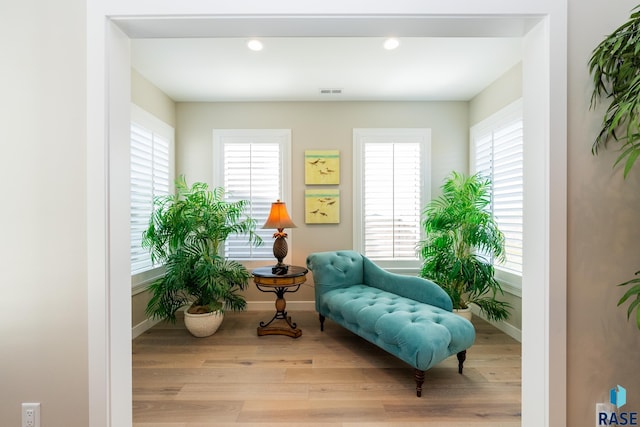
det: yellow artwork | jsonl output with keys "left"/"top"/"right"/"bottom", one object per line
{"left": 305, "top": 150, "right": 340, "bottom": 185}
{"left": 305, "top": 189, "right": 340, "bottom": 224}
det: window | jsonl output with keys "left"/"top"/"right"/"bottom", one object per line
{"left": 353, "top": 128, "right": 431, "bottom": 271}
{"left": 213, "top": 129, "right": 292, "bottom": 261}
{"left": 130, "top": 104, "right": 175, "bottom": 283}
{"left": 471, "top": 99, "right": 523, "bottom": 290}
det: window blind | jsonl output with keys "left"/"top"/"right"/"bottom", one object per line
{"left": 353, "top": 128, "right": 430, "bottom": 268}
{"left": 130, "top": 122, "right": 172, "bottom": 275}
{"left": 472, "top": 102, "right": 523, "bottom": 276}
{"left": 213, "top": 129, "right": 292, "bottom": 261}
{"left": 363, "top": 141, "right": 422, "bottom": 259}
{"left": 222, "top": 142, "right": 281, "bottom": 259}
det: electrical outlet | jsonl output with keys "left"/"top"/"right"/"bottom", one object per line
{"left": 22, "top": 403, "right": 40, "bottom": 427}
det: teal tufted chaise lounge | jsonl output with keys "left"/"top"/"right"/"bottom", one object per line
{"left": 306, "top": 250, "right": 476, "bottom": 397}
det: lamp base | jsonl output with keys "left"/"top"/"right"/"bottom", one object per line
{"left": 272, "top": 264, "right": 289, "bottom": 275}
{"left": 272, "top": 234, "right": 289, "bottom": 275}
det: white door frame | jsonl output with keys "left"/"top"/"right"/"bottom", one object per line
{"left": 87, "top": 2, "right": 567, "bottom": 427}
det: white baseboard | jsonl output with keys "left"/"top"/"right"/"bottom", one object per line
{"left": 132, "top": 301, "right": 521, "bottom": 342}
{"left": 132, "top": 301, "right": 521, "bottom": 340}
{"left": 470, "top": 305, "right": 522, "bottom": 342}
{"left": 131, "top": 301, "right": 316, "bottom": 339}
{"left": 132, "top": 316, "right": 162, "bottom": 339}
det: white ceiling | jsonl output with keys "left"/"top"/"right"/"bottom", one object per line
{"left": 123, "top": 16, "right": 533, "bottom": 103}
{"left": 131, "top": 36, "right": 523, "bottom": 102}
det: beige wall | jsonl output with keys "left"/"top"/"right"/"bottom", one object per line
{"left": 0, "top": 1, "right": 89, "bottom": 426}
{"left": 132, "top": 290, "right": 154, "bottom": 329}
{"left": 131, "top": 68, "right": 177, "bottom": 127}
{"left": 469, "top": 62, "right": 523, "bottom": 126}
{"left": 175, "top": 101, "right": 469, "bottom": 303}
{"left": 567, "top": 0, "right": 640, "bottom": 424}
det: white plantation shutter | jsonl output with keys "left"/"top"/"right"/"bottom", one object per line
{"left": 354, "top": 129, "right": 431, "bottom": 269}
{"left": 471, "top": 99, "right": 523, "bottom": 278}
{"left": 130, "top": 123, "right": 154, "bottom": 274}
{"left": 130, "top": 105, "right": 174, "bottom": 277}
{"left": 492, "top": 119, "right": 524, "bottom": 273}
{"left": 474, "top": 133, "right": 493, "bottom": 176}
{"left": 213, "top": 129, "right": 292, "bottom": 260}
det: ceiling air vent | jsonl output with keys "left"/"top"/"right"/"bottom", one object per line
{"left": 320, "top": 88, "right": 342, "bottom": 95}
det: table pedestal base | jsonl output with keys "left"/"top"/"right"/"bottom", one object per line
{"left": 257, "top": 316, "right": 302, "bottom": 338}
{"left": 257, "top": 292, "right": 302, "bottom": 338}
{"left": 252, "top": 265, "right": 308, "bottom": 339}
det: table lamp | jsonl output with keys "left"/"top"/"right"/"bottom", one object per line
{"left": 262, "top": 200, "right": 297, "bottom": 274}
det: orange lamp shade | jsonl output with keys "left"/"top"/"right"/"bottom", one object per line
{"left": 262, "top": 200, "right": 297, "bottom": 230}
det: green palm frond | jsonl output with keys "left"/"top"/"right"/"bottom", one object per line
{"left": 617, "top": 271, "right": 640, "bottom": 330}
{"left": 589, "top": 6, "right": 640, "bottom": 331}
{"left": 467, "top": 296, "right": 511, "bottom": 322}
{"left": 589, "top": 5, "right": 640, "bottom": 178}
{"left": 142, "top": 176, "right": 262, "bottom": 321}
{"left": 418, "top": 171, "right": 510, "bottom": 321}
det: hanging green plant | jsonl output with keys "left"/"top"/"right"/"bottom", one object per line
{"left": 589, "top": 5, "right": 640, "bottom": 330}
{"left": 617, "top": 271, "right": 640, "bottom": 329}
{"left": 589, "top": 5, "right": 640, "bottom": 178}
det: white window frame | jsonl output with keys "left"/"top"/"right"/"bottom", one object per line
{"left": 130, "top": 104, "right": 175, "bottom": 291}
{"left": 470, "top": 99, "right": 523, "bottom": 295}
{"left": 353, "top": 128, "right": 431, "bottom": 273}
{"left": 212, "top": 129, "right": 292, "bottom": 262}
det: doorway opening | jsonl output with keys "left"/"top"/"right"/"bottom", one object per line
{"left": 90, "top": 12, "right": 565, "bottom": 427}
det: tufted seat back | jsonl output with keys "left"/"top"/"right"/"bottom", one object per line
{"left": 306, "top": 250, "right": 364, "bottom": 286}
{"left": 306, "top": 250, "right": 364, "bottom": 311}
{"left": 306, "top": 250, "right": 453, "bottom": 311}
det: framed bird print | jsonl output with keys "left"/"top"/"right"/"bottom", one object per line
{"left": 305, "top": 189, "right": 340, "bottom": 224}
{"left": 305, "top": 150, "right": 340, "bottom": 185}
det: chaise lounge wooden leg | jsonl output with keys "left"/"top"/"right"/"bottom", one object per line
{"left": 414, "top": 369, "right": 425, "bottom": 397}
{"left": 319, "top": 314, "right": 325, "bottom": 331}
{"left": 457, "top": 350, "right": 467, "bottom": 374}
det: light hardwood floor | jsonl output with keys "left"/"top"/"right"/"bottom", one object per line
{"left": 133, "top": 310, "right": 521, "bottom": 427}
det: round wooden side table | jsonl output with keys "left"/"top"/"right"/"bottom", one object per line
{"left": 252, "top": 265, "right": 308, "bottom": 338}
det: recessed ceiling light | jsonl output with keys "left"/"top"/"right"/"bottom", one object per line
{"left": 383, "top": 38, "right": 400, "bottom": 50}
{"left": 247, "top": 39, "right": 263, "bottom": 51}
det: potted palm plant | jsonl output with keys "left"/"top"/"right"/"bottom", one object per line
{"left": 142, "top": 175, "right": 262, "bottom": 337}
{"left": 417, "top": 171, "right": 511, "bottom": 322}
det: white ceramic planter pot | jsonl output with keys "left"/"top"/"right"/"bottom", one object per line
{"left": 453, "top": 307, "right": 473, "bottom": 321}
{"left": 183, "top": 310, "right": 224, "bottom": 337}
